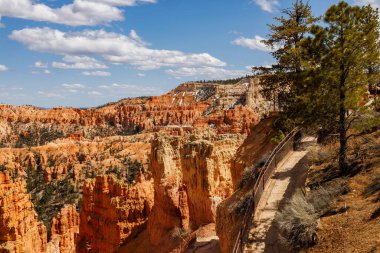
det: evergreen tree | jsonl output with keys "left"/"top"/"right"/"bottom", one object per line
{"left": 254, "top": 0, "right": 318, "bottom": 128}
{"left": 313, "top": 2, "right": 380, "bottom": 174}
{"left": 259, "top": 1, "right": 379, "bottom": 174}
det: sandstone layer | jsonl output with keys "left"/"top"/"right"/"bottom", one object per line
{"left": 77, "top": 174, "right": 154, "bottom": 253}
{"left": 147, "top": 131, "right": 245, "bottom": 249}
{"left": 0, "top": 172, "right": 47, "bottom": 253}
{"left": 0, "top": 78, "right": 266, "bottom": 147}
{"left": 48, "top": 205, "right": 80, "bottom": 253}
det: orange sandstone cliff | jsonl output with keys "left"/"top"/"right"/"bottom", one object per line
{"left": 0, "top": 172, "right": 47, "bottom": 252}
{"left": 77, "top": 174, "right": 154, "bottom": 253}
{"left": 48, "top": 205, "right": 80, "bottom": 253}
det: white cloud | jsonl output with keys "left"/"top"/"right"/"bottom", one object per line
{"left": 10, "top": 27, "right": 226, "bottom": 70}
{"left": 62, "top": 83, "right": 85, "bottom": 89}
{"left": 166, "top": 67, "right": 248, "bottom": 79}
{"left": 98, "top": 83, "right": 162, "bottom": 96}
{"left": 52, "top": 55, "right": 108, "bottom": 69}
{"left": 86, "top": 0, "right": 157, "bottom": 6}
{"left": 0, "top": 64, "right": 8, "bottom": 71}
{"left": 232, "top": 36, "right": 274, "bottom": 52}
{"left": 0, "top": 0, "right": 159, "bottom": 26}
{"left": 137, "top": 73, "right": 145, "bottom": 77}
{"left": 355, "top": 0, "right": 380, "bottom": 8}
{"left": 37, "top": 91, "right": 63, "bottom": 98}
{"left": 88, "top": 91, "right": 102, "bottom": 96}
{"left": 82, "top": 71, "right": 111, "bottom": 76}
{"left": 252, "top": 0, "right": 279, "bottom": 13}
{"left": 32, "top": 69, "right": 51, "bottom": 74}
{"left": 34, "top": 61, "right": 48, "bottom": 68}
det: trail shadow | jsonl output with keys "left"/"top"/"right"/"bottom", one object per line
{"left": 262, "top": 156, "right": 309, "bottom": 253}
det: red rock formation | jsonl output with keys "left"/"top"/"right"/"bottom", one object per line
{"left": 0, "top": 172, "right": 47, "bottom": 252}
{"left": 0, "top": 78, "right": 267, "bottom": 148}
{"left": 48, "top": 205, "right": 79, "bottom": 253}
{"left": 0, "top": 133, "right": 153, "bottom": 183}
{"left": 147, "top": 132, "right": 245, "bottom": 248}
{"left": 77, "top": 174, "right": 154, "bottom": 253}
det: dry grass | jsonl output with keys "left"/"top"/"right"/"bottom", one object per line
{"left": 170, "top": 226, "right": 192, "bottom": 241}
{"left": 276, "top": 190, "right": 319, "bottom": 250}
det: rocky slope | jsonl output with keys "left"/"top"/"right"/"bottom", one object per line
{"left": 303, "top": 129, "right": 380, "bottom": 253}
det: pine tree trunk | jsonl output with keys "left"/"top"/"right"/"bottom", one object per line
{"left": 339, "top": 70, "right": 348, "bottom": 175}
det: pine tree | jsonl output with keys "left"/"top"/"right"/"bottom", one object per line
{"left": 310, "top": 2, "right": 380, "bottom": 174}
{"left": 254, "top": 0, "right": 318, "bottom": 128}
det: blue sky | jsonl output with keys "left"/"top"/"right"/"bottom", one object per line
{"left": 0, "top": 0, "right": 374, "bottom": 107}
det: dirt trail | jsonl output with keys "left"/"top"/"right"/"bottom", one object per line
{"left": 244, "top": 137, "right": 316, "bottom": 253}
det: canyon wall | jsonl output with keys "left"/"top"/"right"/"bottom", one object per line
{"left": 147, "top": 132, "right": 245, "bottom": 248}
{"left": 77, "top": 174, "right": 154, "bottom": 253}
{"left": 0, "top": 172, "right": 47, "bottom": 252}
{"left": 48, "top": 205, "right": 79, "bottom": 253}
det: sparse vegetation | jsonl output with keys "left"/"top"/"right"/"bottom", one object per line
{"left": 276, "top": 191, "right": 319, "bottom": 250}
{"left": 233, "top": 194, "right": 253, "bottom": 216}
{"left": 170, "top": 226, "right": 192, "bottom": 241}
{"left": 238, "top": 152, "right": 272, "bottom": 189}
{"left": 276, "top": 177, "right": 350, "bottom": 250}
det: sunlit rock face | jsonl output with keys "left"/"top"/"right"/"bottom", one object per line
{"left": 0, "top": 172, "right": 48, "bottom": 253}
{"left": 147, "top": 132, "right": 245, "bottom": 246}
{"left": 77, "top": 174, "right": 154, "bottom": 253}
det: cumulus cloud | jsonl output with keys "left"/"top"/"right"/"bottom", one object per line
{"left": 252, "top": 0, "right": 279, "bottom": 13}
{"left": 0, "top": 64, "right": 8, "bottom": 71}
{"left": 166, "top": 67, "right": 248, "bottom": 79}
{"left": 32, "top": 69, "right": 51, "bottom": 75}
{"left": 82, "top": 71, "right": 111, "bottom": 76}
{"left": 10, "top": 27, "right": 226, "bottom": 70}
{"left": 52, "top": 55, "right": 108, "bottom": 69}
{"left": 232, "top": 36, "right": 274, "bottom": 52}
{"left": 34, "top": 61, "right": 48, "bottom": 68}
{"left": 88, "top": 91, "right": 102, "bottom": 96}
{"left": 37, "top": 91, "right": 63, "bottom": 98}
{"left": 98, "top": 83, "right": 162, "bottom": 96}
{"left": 62, "top": 83, "right": 86, "bottom": 89}
{"left": 0, "top": 0, "right": 157, "bottom": 26}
